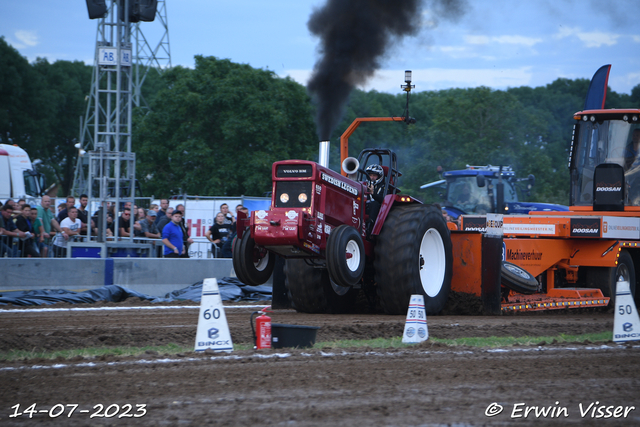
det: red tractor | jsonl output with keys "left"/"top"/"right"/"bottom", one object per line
{"left": 233, "top": 123, "right": 453, "bottom": 314}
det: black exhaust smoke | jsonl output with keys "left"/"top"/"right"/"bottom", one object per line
{"left": 307, "top": 0, "right": 466, "bottom": 140}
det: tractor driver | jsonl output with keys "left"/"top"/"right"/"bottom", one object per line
{"left": 456, "top": 182, "right": 473, "bottom": 204}
{"left": 365, "top": 164, "right": 385, "bottom": 234}
{"left": 454, "top": 181, "right": 478, "bottom": 212}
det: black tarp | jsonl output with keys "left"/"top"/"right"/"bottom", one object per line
{"left": 0, "top": 277, "right": 271, "bottom": 307}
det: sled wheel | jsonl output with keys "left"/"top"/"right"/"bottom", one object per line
{"left": 284, "top": 259, "right": 358, "bottom": 314}
{"left": 375, "top": 204, "right": 453, "bottom": 315}
{"left": 235, "top": 231, "right": 275, "bottom": 286}
{"left": 326, "top": 225, "right": 365, "bottom": 288}
{"left": 586, "top": 249, "right": 637, "bottom": 306}
{"left": 500, "top": 261, "right": 538, "bottom": 294}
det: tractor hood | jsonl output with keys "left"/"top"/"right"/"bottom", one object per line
{"left": 505, "top": 201, "right": 569, "bottom": 215}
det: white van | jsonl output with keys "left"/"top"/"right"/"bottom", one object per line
{"left": 0, "top": 144, "right": 46, "bottom": 203}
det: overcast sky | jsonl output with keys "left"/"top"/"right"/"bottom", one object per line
{"left": 1, "top": 0, "right": 638, "bottom": 95}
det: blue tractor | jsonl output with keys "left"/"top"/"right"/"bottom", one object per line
{"left": 421, "top": 165, "right": 568, "bottom": 220}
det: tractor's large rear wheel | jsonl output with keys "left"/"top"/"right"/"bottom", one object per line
{"left": 234, "top": 232, "right": 275, "bottom": 286}
{"left": 284, "top": 259, "right": 358, "bottom": 314}
{"left": 375, "top": 204, "right": 453, "bottom": 315}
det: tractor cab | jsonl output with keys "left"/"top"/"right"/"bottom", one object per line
{"left": 354, "top": 148, "right": 402, "bottom": 199}
{"left": 443, "top": 166, "right": 516, "bottom": 217}
{"left": 569, "top": 63, "right": 640, "bottom": 211}
{"left": 422, "top": 165, "right": 565, "bottom": 219}
{"left": 570, "top": 109, "right": 640, "bottom": 209}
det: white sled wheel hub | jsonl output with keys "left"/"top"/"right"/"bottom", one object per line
{"left": 504, "top": 262, "right": 530, "bottom": 279}
{"left": 419, "top": 228, "right": 446, "bottom": 297}
{"left": 345, "top": 240, "right": 361, "bottom": 272}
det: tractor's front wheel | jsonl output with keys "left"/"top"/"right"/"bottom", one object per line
{"left": 234, "top": 232, "right": 275, "bottom": 286}
{"left": 326, "top": 225, "right": 365, "bottom": 288}
{"left": 231, "top": 234, "right": 243, "bottom": 281}
{"left": 284, "top": 259, "right": 358, "bottom": 313}
{"left": 375, "top": 204, "right": 453, "bottom": 315}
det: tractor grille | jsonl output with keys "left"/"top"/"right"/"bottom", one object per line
{"left": 274, "top": 181, "right": 312, "bottom": 208}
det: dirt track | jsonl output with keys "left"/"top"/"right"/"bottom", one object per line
{"left": 1, "top": 303, "right": 639, "bottom": 425}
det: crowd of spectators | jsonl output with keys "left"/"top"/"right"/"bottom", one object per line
{"left": 204, "top": 203, "right": 247, "bottom": 258}
{"left": 0, "top": 197, "right": 248, "bottom": 259}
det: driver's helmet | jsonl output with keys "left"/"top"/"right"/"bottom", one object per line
{"left": 365, "top": 164, "right": 384, "bottom": 186}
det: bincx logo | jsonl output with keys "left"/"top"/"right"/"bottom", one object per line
{"left": 623, "top": 322, "right": 634, "bottom": 332}
{"left": 198, "top": 340, "right": 231, "bottom": 346}
{"left": 614, "top": 333, "right": 640, "bottom": 339}
{"left": 208, "top": 328, "right": 219, "bottom": 339}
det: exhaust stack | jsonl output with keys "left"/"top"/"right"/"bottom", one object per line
{"left": 319, "top": 140, "right": 330, "bottom": 168}
{"left": 341, "top": 156, "right": 360, "bottom": 180}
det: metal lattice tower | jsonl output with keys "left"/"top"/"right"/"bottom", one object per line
{"left": 72, "top": 0, "right": 171, "bottom": 241}
{"left": 133, "top": 0, "right": 172, "bottom": 108}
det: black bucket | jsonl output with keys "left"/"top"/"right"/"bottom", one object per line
{"left": 271, "top": 323, "right": 320, "bottom": 349}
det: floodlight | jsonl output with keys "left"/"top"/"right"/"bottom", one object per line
{"left": 86, "top": 0, "right": 107, "bottom": 19}
{"left": 118, "top": 0, "right": 157, "bottom": 23}
{"left": 134, "top": 0, "right": 158, "bottom": 22}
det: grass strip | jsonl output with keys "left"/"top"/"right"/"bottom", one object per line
{"left": 315, "top": 331, "right": 613, "bottom": 350}
{"left": 0, "top": 332, "right": 614, "bottom": 362}
{"left": 0, "top": 343, "right": 189, "bottom": 362}
{"left": 431, "top": 331, "right": 613, "bottom": 347}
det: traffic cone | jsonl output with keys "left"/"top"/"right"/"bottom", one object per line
{"left": 613, "top": 276, "right": 640, "bottom": 343}
{"left": 402, "top": 294, "right": 429, "bottom": 343}
{"left": 194, "top": 278, "right": 234, "bottom": 352}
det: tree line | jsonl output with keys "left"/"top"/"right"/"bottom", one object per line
{"left": 2, "top": 36, "right": 639, "bottom": 203}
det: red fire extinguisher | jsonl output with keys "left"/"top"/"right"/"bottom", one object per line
{"left": 251, "top": 307, "right": 271, "bottom": 349}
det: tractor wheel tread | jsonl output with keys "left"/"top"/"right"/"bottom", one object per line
{"left": 326, "top": 225, "right": 365, "bottom": 288}
{"left": 284, "top": 259, "right": 358, "bottom": 314}
{"left": 235, "top": 232, "right": 275, "bottom": 286}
